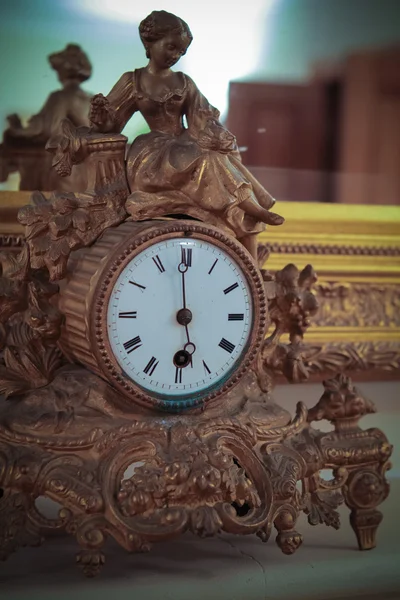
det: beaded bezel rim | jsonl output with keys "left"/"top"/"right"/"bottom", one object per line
{"left": 93, "top": 221, "right": 267, "bottom": 411}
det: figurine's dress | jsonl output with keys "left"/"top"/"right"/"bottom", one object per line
{"left": 105, "top": 69, "right": 274, "bottom": 238}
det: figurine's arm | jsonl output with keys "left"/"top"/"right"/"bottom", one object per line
{"left": 184, "top": 76, "right": 237, "bottom": 154}
{"left": 90, "top": 72, "right": 137, "bottom": 134}
{"left": 65, "top": 91, "right": 92, "bottom": 128}
{"left": 184, "top": 75, "right": 220, "bottom": 126}
{"left": 5, "top": 92, "right": 62, "bottom": 142}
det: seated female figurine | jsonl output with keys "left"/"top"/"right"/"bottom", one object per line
{"left": 90, "top": 10, "right": 283, "bottom": 257}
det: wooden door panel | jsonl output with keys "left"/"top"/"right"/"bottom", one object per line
{"left": 227, "top": 82, "right": 328, "bottom": 201}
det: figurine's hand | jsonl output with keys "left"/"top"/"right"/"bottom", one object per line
{"left": 216, "top": 131, "right": 237, "bottom": 153}
{"left": 89, "top": 94, "right": 111, "bottom": 127}
{"left": 197, "top": 120, "right": 236, "bottom": 154}
{"left": 197, "top": 131, "right": 220, "bottom": 151}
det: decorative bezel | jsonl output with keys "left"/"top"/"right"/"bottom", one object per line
{"left": 92, "top": 220, "right": 267, "bottom": 411}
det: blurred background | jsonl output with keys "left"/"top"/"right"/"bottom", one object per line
{"left": 1, "top": 0, "right": 400, "bottom": 203}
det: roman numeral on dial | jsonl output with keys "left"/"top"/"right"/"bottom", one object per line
{"left": 228, "top": 313, "right": 244, "bottom": 321}
{"left": 118, "top": 311, "right": 137, "bottom": 318}
{"left": 223, "top": 282, "right": 239, "bottom": 295}
{"left": 143, "top": 356, "right": 159, "bottom": 376}
{"left": 175, "top": 367, "right": 183, "bottom": 384}
{"left": 129, "top": 281, "right": 146, "bottom": 290}
{"left": 123, "top": 336, "right": 142, "bottom": 354}
{"left": 208, "top": 258, "right": 218, "bottom": 275}
{"left": 152, "top": 255, "right": 165, "bottom": 273}
{"left": 181, "top": 246, "right": 192, "bottom": 267}
{"left": 219, "top": 338, "right": 235, "bottom": 353}
{"left": 202, "top": 360, "right": 211, "bottom": 375}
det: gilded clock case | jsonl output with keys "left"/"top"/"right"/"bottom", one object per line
{"left": 58, "top": 219, "right": 267, "bottom": 411}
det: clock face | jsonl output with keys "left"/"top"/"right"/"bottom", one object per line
{"left": 106, "top": 237, "right": 253, "bottom": 402}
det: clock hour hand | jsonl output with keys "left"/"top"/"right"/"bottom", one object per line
{"left": 178, "top": 257, "right": 188, "bottom": 309}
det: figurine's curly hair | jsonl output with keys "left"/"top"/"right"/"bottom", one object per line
{"left": 139, "top": 11, "right": 193, "bottom": 59}
{"left": 49, "top": 44, "right": 92, "bottom": 82}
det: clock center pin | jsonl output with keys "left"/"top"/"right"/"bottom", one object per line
{"left": 173, "top": 349, "right": 191, "bottom": 369}
{"left": 176, "top": 307, "right": 192, "bottom": 325}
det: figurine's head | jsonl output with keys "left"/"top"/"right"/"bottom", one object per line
{"left": 139, "top": 11, "right": 193, "bottom": 68}
{"left": 49, "top": 44, "right": 92, "bottom": 86}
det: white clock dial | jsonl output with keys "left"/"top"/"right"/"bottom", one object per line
{"left": 106, "top": 237, "right": 253, "bottom": 399}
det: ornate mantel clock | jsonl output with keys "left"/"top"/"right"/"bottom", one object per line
{"left": 0, "top": 10, "right": 392, "bottom": 578}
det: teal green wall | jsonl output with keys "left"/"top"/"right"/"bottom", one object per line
{"left": 254, "top": 0, "right": 400, "bottom": 80}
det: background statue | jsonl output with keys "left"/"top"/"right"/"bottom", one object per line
{"left": 89, "top": 10, "right": 284, "bottom": 257}
{"left": 0, "top": 44, "right": 92, "bottom": 192}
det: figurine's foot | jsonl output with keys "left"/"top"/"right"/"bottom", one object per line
{"left": 258, "top": 192, "right": 276, "bottom": 211}
{"left": 350, "top": 508, "right": 383, "bottom": 551}
{"left": 240, "top": 197, "right": 284, "bottom": 227}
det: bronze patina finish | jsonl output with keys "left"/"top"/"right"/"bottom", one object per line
{"left": 0, "top": 10, "right": 392, "bottom": 578}
{"left": 0, "top": 44, "right": 92, "bottom": 192}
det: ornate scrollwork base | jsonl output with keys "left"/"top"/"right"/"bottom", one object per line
{"left": 0, "top": 368, "right": 392, "bottom": 577}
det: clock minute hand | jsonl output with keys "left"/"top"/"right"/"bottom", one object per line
{"left": 177, "top": 256, "right": 196, "bottom": 356}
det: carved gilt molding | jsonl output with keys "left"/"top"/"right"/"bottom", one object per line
{"left": 258, "top": 202, "right": 400, "bottom": 378}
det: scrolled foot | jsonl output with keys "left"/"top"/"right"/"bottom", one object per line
{"left": 276, "top": 530, "right": 303, "bottom": 555}
{"left": 274, "top": 509, "right": 303, "bottom": 555}
{"left": 350, "top": 508, "right": 382, "bottom": 551}
{"left": 75, "top": 520, "right": 107, "bottom": 576}
{"left": 76, "top": 549, "right": 105, "bottom": 577}
{"left": 344, "top": 467, "right": 389, "bottom": 550}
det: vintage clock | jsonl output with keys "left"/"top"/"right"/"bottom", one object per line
{"left": 59, "top": 220, "right": 267, "bottom": 411}
{"left": 0, "top": 91, "right": 391, "bottom": 579}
